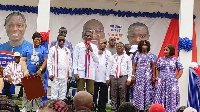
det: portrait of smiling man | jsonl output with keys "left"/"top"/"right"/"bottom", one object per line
{"left": 83, "top": 19, "right": 105, "bottom": 48}
{"left": 0, "top": 11, "right": 32, "bottom": 53}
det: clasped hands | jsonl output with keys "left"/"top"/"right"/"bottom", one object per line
{"left": 49, "top": 75, "right": 72, "bottom": 82}
{"left": 24, "top": 70, "right": 41, "bottom": 78}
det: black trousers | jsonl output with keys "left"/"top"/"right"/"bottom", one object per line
{"left": 4, "top": 80, "right": 23, "bottom": 99}
{"left": 93, "top": 82, "right": 108, "bottom": 112}
{"left": 126, "top": 86, "right": 130, "bottom": 102}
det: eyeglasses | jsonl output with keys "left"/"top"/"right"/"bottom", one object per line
{"left": 84, "top": 29, "right": 104, "bottom": 34}
{"left": 128, "top": 35, "right": 147, "bottom": 40}
{"left": 58, "top": 39, "right": 65, "bottom": 42}
{"left": 93, "top": 29, "right": 104, "bottom": 33}
{"left": 59, "top": 31, "right": 67, "bottom": 34}
{"left": 85, "top": 34, "right": 93, "bottom": 37}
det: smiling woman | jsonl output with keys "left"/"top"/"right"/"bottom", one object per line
{"left": 0, "top": 12, "right": 32, "bottom": 53}
{"left": 20, "top": 32, "right": 48, "bottom": 111}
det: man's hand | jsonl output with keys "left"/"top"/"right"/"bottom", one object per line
{"left": 126, "top": 81, "right": 131, "bottom": 86}
{"left": 68, "top": 76, "right": 72, "bottom": 83}
{"left": 87, "top": 45, "right": 93, "bottom": 52}
{"left": 49, "top": 75, "right": 54, "bottom": 81}
{"left": 106, "top": 80, "right": 110, "bottom": 87}
{"left": 7, "top": 77, "right": 12, "bottom": 83}
{"left": 131, "top": 76, "right": 136, "bottom": 85}
{"left": 98, "top": 50, "right": 103, "bottom": 55}
{"left": 74, "top": 74, "right": 79, "bottom": 81}
{"left": 35, "top": 70, "right": 42, "bottom": 77}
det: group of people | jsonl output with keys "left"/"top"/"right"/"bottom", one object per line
{"left": 0, "top": 11, "right": 185, "bottom": 112}
{"left": 0, "top": 91, "right": 197, "bottom": 112}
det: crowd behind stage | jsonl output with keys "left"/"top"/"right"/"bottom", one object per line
{"left": 0, "top": 11, "right": 196, "bottom": 112}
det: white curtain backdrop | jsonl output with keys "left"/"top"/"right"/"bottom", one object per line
{"left": 0, "top": 10, "right": 171, "bottom": 56}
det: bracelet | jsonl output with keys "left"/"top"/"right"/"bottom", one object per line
{"left": 131, "top": 75, "right": 135, "bottom": 77}
{"left": 39, "top": 68, "right": 42, "bottom": 71}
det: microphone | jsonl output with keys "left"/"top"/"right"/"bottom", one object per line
{"left": 86, "top": 41, "right": 91, "bottom": 52}
{"left": 87, "top": 40, "right": 91, "bottom": 45}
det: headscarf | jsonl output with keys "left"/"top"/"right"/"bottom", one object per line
{"left": 0, "top": 97, "right": 20, "bottom": 112}
{"left": 40, "top": 99, "right": 69, "bottom": 112}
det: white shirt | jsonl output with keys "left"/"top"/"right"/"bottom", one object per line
{"left": 130, "top": 45, "right": 138, "bottom": 53}
{"left": 4, "top": 61, "right": 24, "bottom": 85}
{"left": 95, "top": 50, "right": 112, "bottom": 83}
{"left": 47, "top": 46, "right": 73, "bottom": 78}
{"left": 73, "top": 42, "right": 99, "bottom": 80}
{"left": 106, "top": 53, "right": 132, "bottom": 81}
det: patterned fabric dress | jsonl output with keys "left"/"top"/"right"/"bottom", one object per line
{"left": 130, "top": 52, "right": 155, "bottom": 110}
{"left": 154, "top": 57, "right": 183, "bottom": 112}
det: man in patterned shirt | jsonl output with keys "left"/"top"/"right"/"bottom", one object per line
{"left": 3, "top": 52, "right": 24, "bottom": 100}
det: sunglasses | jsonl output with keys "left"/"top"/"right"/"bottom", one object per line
{"left": 60, "top": 31, "right": 67, "bottom": 34}
{"left": 58, "top": 39, "right": 65, "bottom": 42}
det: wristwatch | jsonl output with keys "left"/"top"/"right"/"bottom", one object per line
{"left": 39, "top": 68, "right": 42, "bottom": 71}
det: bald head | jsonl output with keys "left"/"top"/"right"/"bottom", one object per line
{"left": 99, "top": 38, "right": 107, "bottom": 50}
{"left": 108, "top": 37, "right": 116, "bottom": 48}
{"left": 73, "top": 91, "right": 94, "bottom": 111}
{"left": 83, "top": 19, "right": 105, "bottom": 47}
{"left": 39, "top": 108, "right": 55, "bottom": 112}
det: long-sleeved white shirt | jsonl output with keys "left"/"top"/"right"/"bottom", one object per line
{"left": 47, "top": 46, "right": 72, "bottom": 78}
{"left": 95, "top": 50, "right": 112, "bottom": 83}
{"left": 4, "top": 61, "right": 24, "bottom": 85}
{"left": 73, "top": 42, "right": 99, "bottom": 80}
{"left": 106, "top": 53, "right": 132, "bottom": 81}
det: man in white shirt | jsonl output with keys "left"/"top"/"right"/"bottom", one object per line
{"left": 47, "top": 34, "right": 72, "bottom": 100}
{"left": 3, "top": 52, "right": 24, "bottom": 100}
{"left": 125, "top": 44, "right": 132, "bottom": 56}
{"left": 124, "top": 44, "right": 132, "bottom": 102}
{"left": 73, "top": 30, "right": 99, "bottom": 95}
{"left": 106, "top": 42, "right": 132, "bottom": 111}
{"left": 93, "top": 39, "right": 111, "bottom": 112}
{"left": 107, "top": 37, "right": 117, "bottom": 55}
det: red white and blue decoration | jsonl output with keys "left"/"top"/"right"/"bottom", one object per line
{"left": 0, "top": 4, "right": 198, "bottom": 107}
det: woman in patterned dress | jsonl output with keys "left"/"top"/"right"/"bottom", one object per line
{"left": 154, "top": 45, "right": 183, "bottom": 112}
{"left": 130, "top": 40, "right": 156, "bottom": 112}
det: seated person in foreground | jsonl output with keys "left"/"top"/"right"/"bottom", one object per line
{"left": 72, "top": 91, "right": 94, "bottom": 112}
